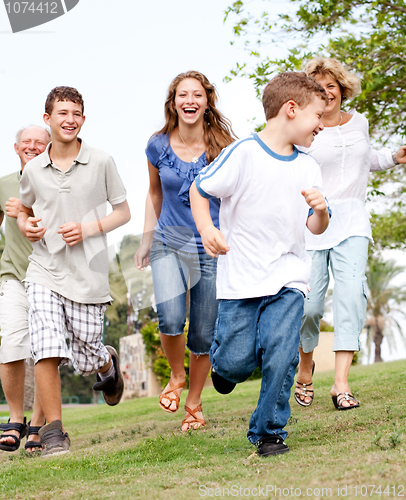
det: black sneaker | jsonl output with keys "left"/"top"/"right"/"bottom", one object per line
{"left": 211, "top": 368, "right": 236, "bottom": 395}
{"left": 39, "top": 420, "right": 70, "bottom": 457}
{"left": 255, "top": 435, "right": 289, "bottom": 457}
{"left": 92, "top": 346, "right": 124, "bottom": 406}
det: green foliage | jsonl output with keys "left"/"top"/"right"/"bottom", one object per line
{"left": 104, "top": 302, "right": 128, "bottom": 353}
{"left": 140, "top": 320, "right": 190, "bottom": 388}
{"left": 224, "top": 0, "right": 406, "bottom": 250}
{"left": 59, "top": 365, "right": 96, "bottom": 404}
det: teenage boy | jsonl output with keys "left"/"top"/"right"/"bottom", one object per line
{"left": 190, "top": 72, "right": 330, "bottom": 457}
{"left": 0, "top": 126, "right": 50, "bottom": 453}
{"left": 18, "top": 87, "right": 131, "bottom": 457}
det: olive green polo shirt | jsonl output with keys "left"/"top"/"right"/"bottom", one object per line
{"left": 0, "top": 171, "right": 33, "bottom": 282}
{"left": 20, "top": 140, "right": 127, "bottom": 304}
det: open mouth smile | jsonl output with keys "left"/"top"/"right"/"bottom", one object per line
{"left": 182, "top": 107, "right": 198, "bottom": 115}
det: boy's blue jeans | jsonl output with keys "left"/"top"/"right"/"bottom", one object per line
{"left": 210, "top": 287, "right": 304, "bottom": 443}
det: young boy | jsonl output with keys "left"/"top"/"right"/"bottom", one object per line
{"left": 18, "top": 87, "right": 131, "bottom": 457}
{"left": 190, "top": 72, "right": 330, "bottom": 457}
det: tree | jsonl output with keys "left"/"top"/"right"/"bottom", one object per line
{"left": 224, "top": 0, "right": 406, "bottom": 250}
{"left": 364, "top": 256, "right": 406, "bottom": 362}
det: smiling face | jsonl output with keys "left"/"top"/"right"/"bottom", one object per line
{"left": 293, "top": 95, "right": 326, "bottom": 148}
{"left": 43, "top": 100, "right": 85, "bottom": 144}
{"left": 313, "top": 74, "right": 342, "bottom": 116}
{"left": 14, "top": 126, "right": 50, "bottom": 169}
{"left": 173, "top": 78, "right": 208, "bottom": 127}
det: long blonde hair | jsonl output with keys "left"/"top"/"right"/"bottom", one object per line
{"left": 157, "top": 71, "right": 236, "bottom": 164}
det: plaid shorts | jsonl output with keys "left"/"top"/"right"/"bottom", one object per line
{"left": 26, "top": 283, "right": 110, "bottom": 375}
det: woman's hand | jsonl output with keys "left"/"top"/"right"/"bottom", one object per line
{"left": 394, "top": 146, "right": 406, "bottom": 164}
{"left": 134, "top": 243, "right": 152, "bottom": 271}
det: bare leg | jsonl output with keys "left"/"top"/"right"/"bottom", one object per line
{"left": 0, "top": 360, "right": 25, "bottom": 445}
{"left": 34, "top": 358, "right": 63, "bottom": 425}
{"left": 182, "top": 353, "right": 211, "bottom": 431}
{"left": 159, "top": 333, "right": 187, "bottom": 411}
{"left": 296, "top": 348, "right": 314, "bottom": 404}
{"left": 25, "top": 386, "right": 46, "bottom": 452}
{"left": 331, "top": 351, "right": 357, "bottom": 407}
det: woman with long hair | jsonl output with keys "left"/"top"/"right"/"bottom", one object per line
{"left": 135, "top": 71, "right": 236, "bottom": 430}
{"left": 295, "top": 57, "right": 406, "bottom": 409}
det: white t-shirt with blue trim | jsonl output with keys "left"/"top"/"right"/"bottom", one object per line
{"left": 195, "top": 133, "right": 323, "bottom": 300}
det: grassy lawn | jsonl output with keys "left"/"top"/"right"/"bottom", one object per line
{"left": 0, "top": 360, "right": 405, "bottom": 499}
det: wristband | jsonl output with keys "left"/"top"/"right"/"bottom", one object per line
{"left": 97, "top": 220, "right": 103, "bottom": 233}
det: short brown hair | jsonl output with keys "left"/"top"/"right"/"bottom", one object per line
{"left": 262, "top": 72, "right": 328, "bottom": 121}
{"left": 45, "top": 86, "right": 84, "bottom": 115}
{"left": 304, "top": 57, "right": 361, "bottom": 101}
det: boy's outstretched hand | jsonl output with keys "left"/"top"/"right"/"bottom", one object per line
{"left": 301, "top": 188, "right": 329, "bottom": 235}
{"left": 200, "top": 225, "right": 230, "bottom": 258}
{"left": 301, "top": 188, "right": 327, "bottom": 214}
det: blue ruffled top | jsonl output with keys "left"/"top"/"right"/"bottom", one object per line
{"left": 146, "top": 134, "right": 220, "bottom": 253}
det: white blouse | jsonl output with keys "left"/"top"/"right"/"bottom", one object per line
{"left": 301, "top": 110, "right": 395, "bottom": 250}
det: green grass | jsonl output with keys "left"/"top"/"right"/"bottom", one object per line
{"left": 0, "top": 360, "right": 405, "bottom": 499}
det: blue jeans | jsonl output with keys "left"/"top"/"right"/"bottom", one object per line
{"left": 210, "top": 287, "right": 304, "bottom": 443}
{"left": 300, "top": 236, "right": 368, "bottom": 353}
{"left": 150, "top": 242, "right": 218, "bottom": 355}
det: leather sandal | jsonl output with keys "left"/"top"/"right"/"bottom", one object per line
{"left": 25, "top": 421, "right": 45, "bottom": 452}
{"left": 332, "top": 392, "right": 360, "bottom": 410}
{"left": 182, "top": 404, "right": 206, "bottom": 431}
{"left": 0, "top": 417, "right": 27, "bottom": 452}
{"left": 294, "top": 360, "right": 315, "bottom": 407}
{"left": 159, "top": 379, "right": 186, "bottom": 413}
{"left": 294, "top": 381, "right": 314, "bottom": 407}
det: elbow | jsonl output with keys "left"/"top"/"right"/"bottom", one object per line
{"left": 124, "top": 206, "right": 131, "bottom": 224}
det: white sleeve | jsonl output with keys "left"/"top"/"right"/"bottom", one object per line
{"left": 195, "top": 142, "right": 242, "bottom": 199}
{"left": 361, "top": 116, "right": 396, "bottom": 172}
{"left": 369, "top": 146, "right": 396, "bottom": 172}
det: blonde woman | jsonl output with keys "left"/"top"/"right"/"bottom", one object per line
{"left": 135, "top": 71, "right": 235, "bottom": 430}
{"left": 295, "top": 57, "right": 406, "bottom": 409}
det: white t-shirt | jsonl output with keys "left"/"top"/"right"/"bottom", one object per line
{"left": 195, "top": 133, "right": 323, "bottom": 300}
{"left": 300, "top": 110, "right": 395, "bottom": 250}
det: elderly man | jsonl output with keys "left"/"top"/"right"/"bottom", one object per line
{"left": 0, "top": 126, "right": 50, "bottom": 453}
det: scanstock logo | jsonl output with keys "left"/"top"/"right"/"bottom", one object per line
{"left": 3, "top": 0, "right": 80, "bottom": 32}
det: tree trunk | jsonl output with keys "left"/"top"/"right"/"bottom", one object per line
{"left": 374, "top": 317, "right": 384, "bottom": 363}
{"left": 23, "top": 363, "right": 35, "bottom": 411}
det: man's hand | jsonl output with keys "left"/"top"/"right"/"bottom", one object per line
{"left": 200, "top": 225, "right": 230, "bottom": 258}
{"left": 58, "top": 222, "right": 83, "bottom": 247}
{"left": 5, "top": 197, "right": 21, "bottom": 219}
{"left": 301, "top": 188, "right": 328, "bottom": 215}
{"left": 24, "top": 217, "right": 46, "bottom": 242}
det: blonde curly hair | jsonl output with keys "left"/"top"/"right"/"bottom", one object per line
{"left": 304, "top": 57, "right": 361, "bottom": 101}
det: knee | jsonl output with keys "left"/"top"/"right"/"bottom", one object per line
{"left": 210, "top": 341, "right": 256, "bottom": 383}
{"left": 158, "top": 310, "right": 185, "bottom": 336}
{"left": 303, "top": 299, "right": 324, "bottom": 323}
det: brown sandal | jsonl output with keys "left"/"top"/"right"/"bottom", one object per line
{"left": 294, "top": 381, "right": 314, "bottom": 407}
{"left": 332, "top": 392, "right": 360, "bottom": 410}
{"left": 182, "top": 404, "right": 206, "bottom": 431}
{"left": 159, "top": 379, "right": 186, "bottom": 413}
